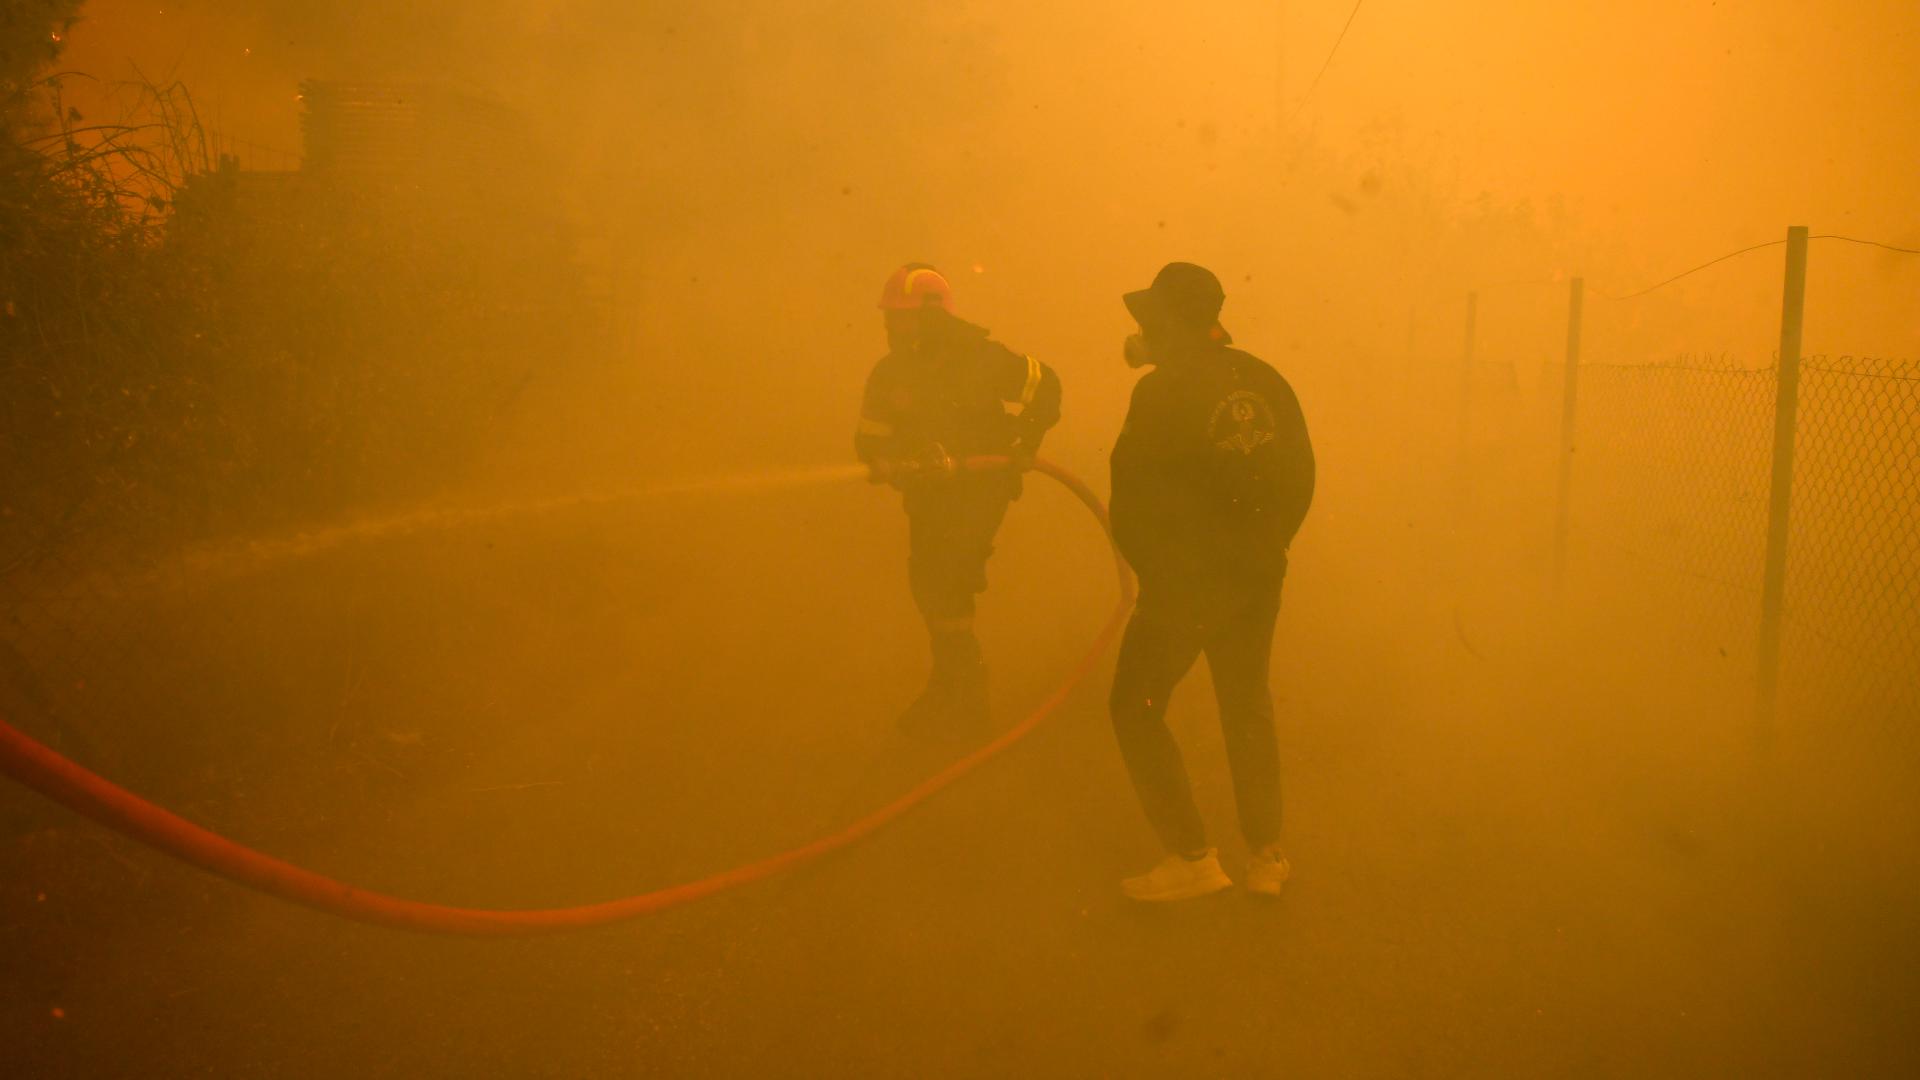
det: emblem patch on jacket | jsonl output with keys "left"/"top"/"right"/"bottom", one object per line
{"left": 1209, "top": 390, "right": 1277, "bottom": 455}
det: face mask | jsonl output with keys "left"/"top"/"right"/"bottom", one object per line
{"left": 885, "top": 311, "right": 923, "bottom": 354}
{"left": 1123, "top": 332, "right": 1153, "bottom": 369}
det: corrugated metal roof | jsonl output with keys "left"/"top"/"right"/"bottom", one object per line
{"left": 299, "top": 81, "right": 534, "bottom": 182}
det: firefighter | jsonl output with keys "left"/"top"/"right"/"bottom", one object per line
{"left": 1106, "top": 262, "right": 1315, "bottom": 901}
{"left": 855, "top": 264, "right": 1062, "bottom": 736}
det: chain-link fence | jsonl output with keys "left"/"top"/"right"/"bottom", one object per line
{"left": 1780, "top": 355, "right": 1920, "bottom": 724}
{"left": 1542, "top": 349, "right": 1919, "bottom": 727}
{"left": 1561, "top": 358, "right": 1778, "bottom": 687}
{"left": 1455, "top": 237, "right": 1919, "bottom": 733}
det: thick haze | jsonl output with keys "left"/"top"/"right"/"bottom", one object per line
{"left": 9, "top": 3, "right": 1918, "bottom": 1074}
{"left": 63, "top": 1, "right": 1920, "bottom": 385}
{"left": 64, "top": 2, "right": 1920, "bottom": 239}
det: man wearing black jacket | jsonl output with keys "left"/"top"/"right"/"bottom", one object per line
{"left": 856, "top": 264, "right": 1062, "bottom": 736}
{"left": 1107, "top": 262, "right": 1315, "bottom": 902}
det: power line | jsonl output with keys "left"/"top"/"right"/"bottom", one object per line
{"left": 1602, "top": 233, "right": 1920, "bottom": 301}
{"left": 1286, "top": 0, "right": 1366, "bottom": 125}
{"left": 1816, "top": 233, "right": 1920, "bottom": 256}
{"left": 1601, "top": 239, "right": 1788, "bottom": 300}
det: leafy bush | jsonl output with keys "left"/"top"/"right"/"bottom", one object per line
{"left": 1, "top": 14, "right": 585, "bottom": 576}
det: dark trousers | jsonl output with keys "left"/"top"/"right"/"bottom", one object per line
{"left": 1110, "top": 570, "right": 1285, "bottom": 854}
{"left": 904, "top": 477, "right": 1014, "bottom": 624}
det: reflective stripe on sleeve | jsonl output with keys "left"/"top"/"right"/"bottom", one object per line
{"left": 1019, "top": 355, "right": 1042, "bottom": 406}
{"left": 856, "top": 416, "right": 894, "bottom": 437}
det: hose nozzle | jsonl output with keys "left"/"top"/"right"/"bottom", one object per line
{"left": 878, "top": 443, "right": 958, "bottom": 485}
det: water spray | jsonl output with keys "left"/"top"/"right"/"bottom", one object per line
{"left": 127, "top": 462, "right": 874, "bottom": 592}
{"left": 0, "top": 455, "right": 1135, "bottom": 936}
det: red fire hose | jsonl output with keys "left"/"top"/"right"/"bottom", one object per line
{"left": 0, "top": 455, "right": 1134, "bottom": 936}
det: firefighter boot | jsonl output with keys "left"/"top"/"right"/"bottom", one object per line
{"left": 899, "top": 624, "right": 986, "bottom": 738}
{"left": 946, "top": 651, "right": 990, "bottom": 733}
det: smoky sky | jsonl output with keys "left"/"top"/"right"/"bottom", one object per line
{"left": 57, "top": 0, "right": 1920, "bottom": 373}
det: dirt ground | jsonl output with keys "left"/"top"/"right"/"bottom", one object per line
{"left": 5, "top": 416, "right": 1919, "bottom": 1078}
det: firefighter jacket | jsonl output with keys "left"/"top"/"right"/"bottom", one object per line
{"left": 854, "top": 313, "right": 1062, "bottom": 472}
{"left": 1110, "top": 341, "right": 1314, "bottom": 590}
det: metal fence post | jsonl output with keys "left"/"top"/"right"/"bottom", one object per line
{"left": 1756, "top": 226, "right": 1809, "bottom": 731}
{"left": 1552, "top": 277, "right": 1584, "bottom": 591}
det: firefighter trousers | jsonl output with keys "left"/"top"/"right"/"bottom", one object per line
{"left": 903, "top": 476, "right": 1014, "bottom": 625}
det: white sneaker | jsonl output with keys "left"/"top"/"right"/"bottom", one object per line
{"left": 1121, "top": 849, "right": 1233, "bottom": 902}
{"left": 1245, "top": 848, "right": 1291, "bottom": 898}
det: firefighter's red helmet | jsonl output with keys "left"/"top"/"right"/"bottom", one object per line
{"left": 877, "top": 263, "right": 955, "bottom": 313}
